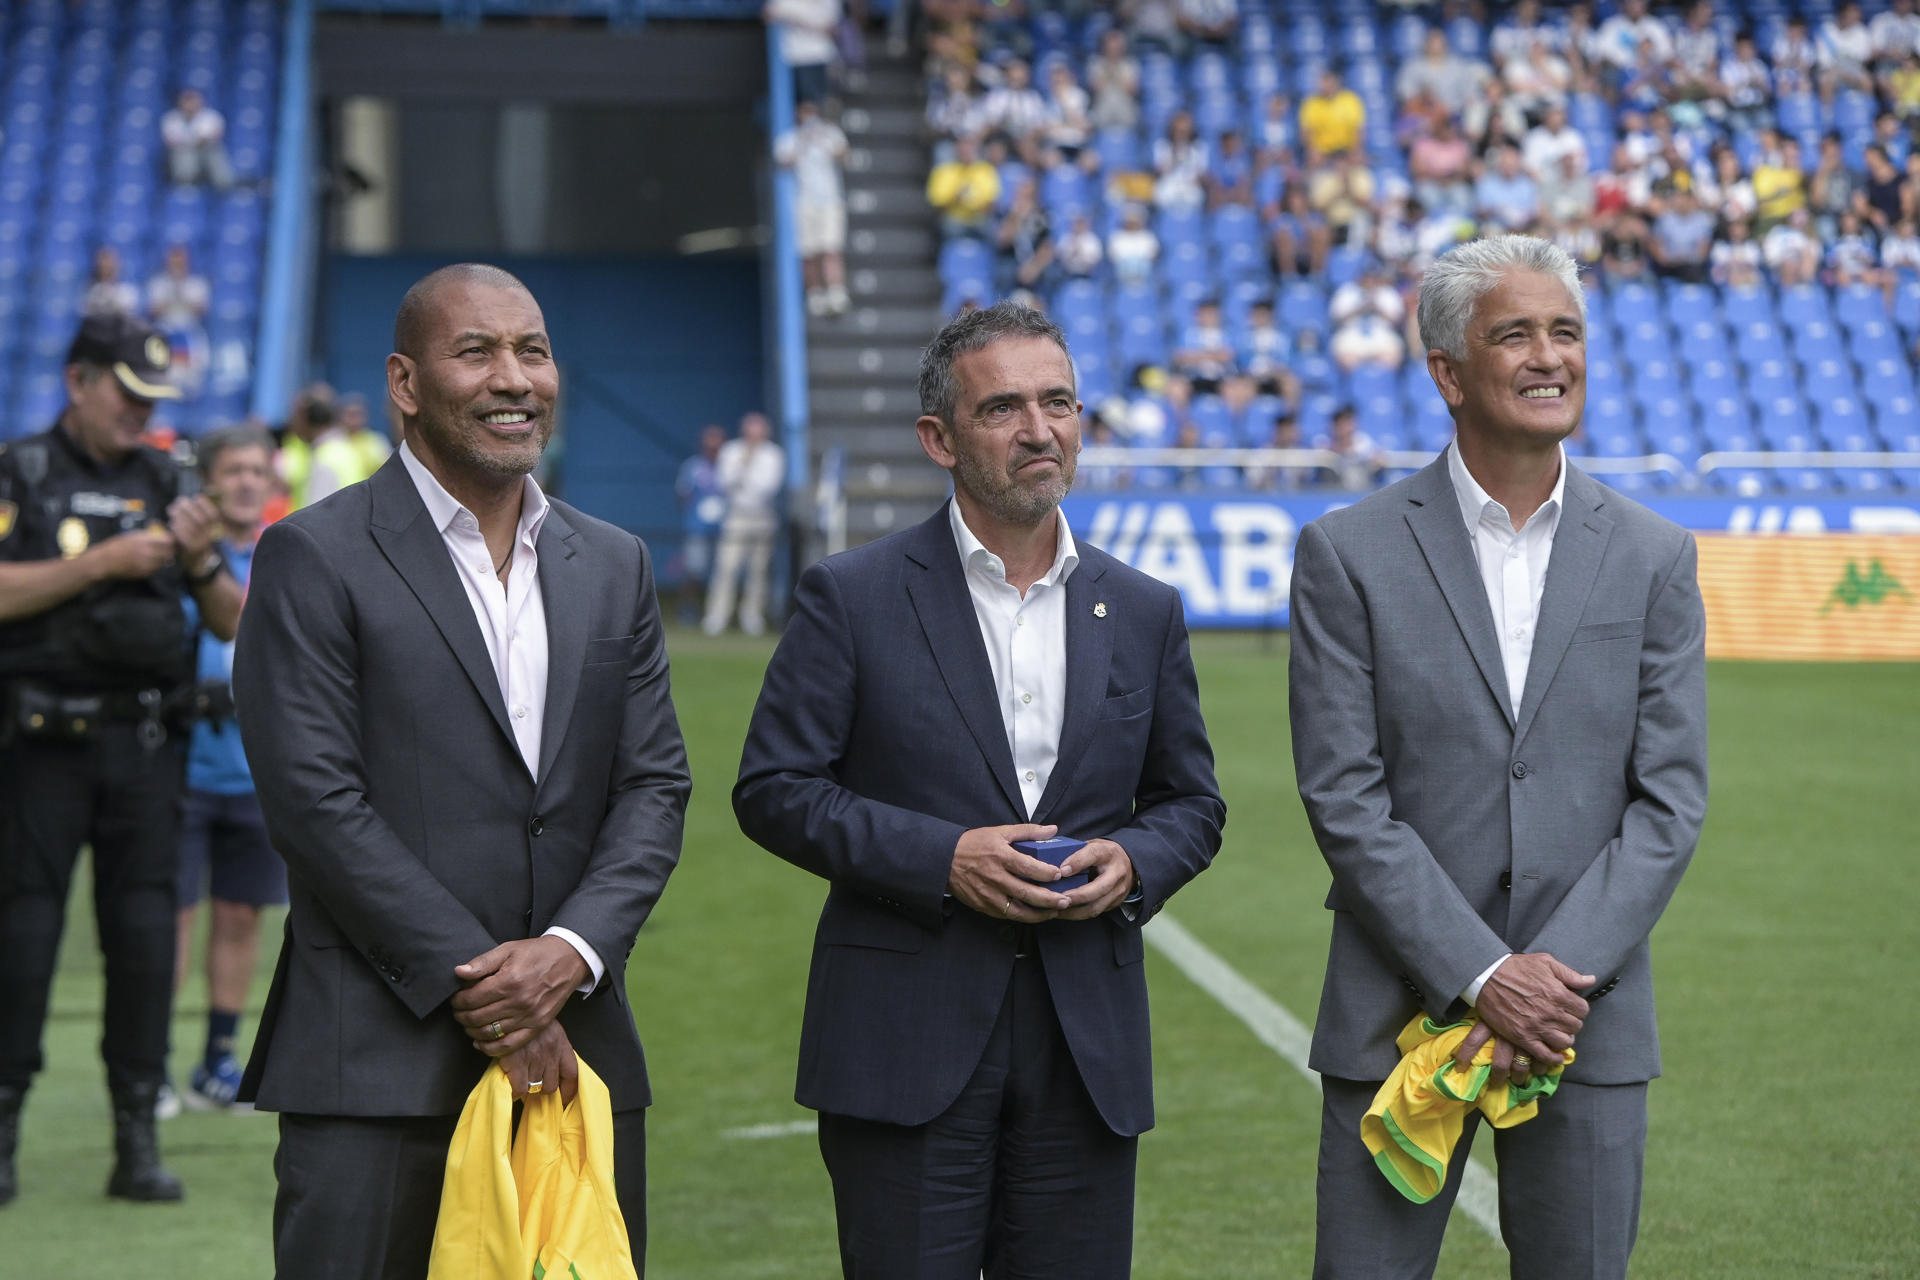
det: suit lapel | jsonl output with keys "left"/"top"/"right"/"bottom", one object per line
{"left": 1514, "top": 466, "right": 1614, "bottom": 742}
{"left": 1031, "top": 552, "right": 1111, "bottom": 825}
{"left": 366, "top": 458, "right": 518, "bottom": 756}
{"left": 903, "top": 508, "right": 1026, "bottom": 817}
{"left": 534, "top": 509, "right": 585, "bottom": 787}
{"left": 1403, "top": 458, "right": 1515, "bottom": 727}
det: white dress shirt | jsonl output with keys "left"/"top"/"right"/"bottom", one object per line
{"left": 398, "top": 442, "right": 603, "bottom": 992}
{"left": 1446, "top": 441, "right": 1567, "bottom": 1006}
{"left": 949, "top": 500, "right": 1078, "bottom": 818}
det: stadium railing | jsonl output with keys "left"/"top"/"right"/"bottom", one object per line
{"left": 1079, "top": 446, "right": 1691, "bottom": 481}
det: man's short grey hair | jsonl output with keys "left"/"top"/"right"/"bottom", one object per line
{"left": 196, "top": 424, "right": 275, "bottom": 478}
{"left": 1417, "top": 235, "right": 1586, "bottom": 363}
{"left": 917, "top": 301, "right": 1074, "bottom": 424}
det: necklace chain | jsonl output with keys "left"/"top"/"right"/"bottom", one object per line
{"left": 494, "top": 548, "right": 511, "bottom": 576}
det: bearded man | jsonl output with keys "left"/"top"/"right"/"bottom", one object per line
{"left": 232, "top": 263, "right": 690, "bottom": 1279}
{"left": 733, "top": 301, "right": 1225, "bottom": 1279}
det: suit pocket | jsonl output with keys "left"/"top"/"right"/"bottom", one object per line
{"left": 583, "top": 635, "right": 630, "bottom": 666}
{"left": 1112, "top": 920, "right": 1145, "bottom": 966}
{"left": 1569, "top": 618, "right": 1644, "bottom": 645}
{"left": 1098, "top": 685, "right": 1153, "bottom": 720}
{"left": 816, "top": 896, "right": 927, "bottom": 953}
{"left": 296, "top": 909, "right": 350, "bottom": 950}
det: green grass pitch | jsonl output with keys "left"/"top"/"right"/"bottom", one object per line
{"left": 3, "top": 632, "right": 1915, "bottom": 1277}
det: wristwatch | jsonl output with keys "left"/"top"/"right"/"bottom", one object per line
{"left": 183, "top": 551, "right": 223, "bottom": 588}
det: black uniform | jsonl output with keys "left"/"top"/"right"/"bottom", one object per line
{"left": 0, "top": 422, "right": 193, "bottom": 1096}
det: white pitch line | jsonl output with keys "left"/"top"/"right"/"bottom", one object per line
{"left": 721, "top": 1118, "right": 819, "bottom": 1141}
{"left": 1144, "top": 912, "right": 1503, "bottom": 1245}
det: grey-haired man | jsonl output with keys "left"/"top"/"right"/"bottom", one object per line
{"left": 1289, "top": 236, "right": 1708, "bottom": 1278}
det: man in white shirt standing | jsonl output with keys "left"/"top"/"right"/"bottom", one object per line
{"left": 1289, "top": 236, "right": 1707, "bottom": 1280}
{"left": 232, "top": 264, "right": 689, "bottom": 1279}
{"left": 776, "top": 99, "right": 852, "bottom": 317}
{"left": 702, "top": 411, "right": 787, "bottom": 637}
{"left": 734, "top": 302, "right": 1224, "bottom": 1278}
{"left": 764, "top": 0, "right": 841, "bottom": 106}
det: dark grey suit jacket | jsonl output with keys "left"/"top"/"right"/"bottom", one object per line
{"left": 1289, "top": 455, "right": 1708, "bottom": 1085}
{"left": 232, "top": 456, "right": 690, "bottom": 1116}
{"left": 733, "top": 506, "right": 1225, "bottom": 1137}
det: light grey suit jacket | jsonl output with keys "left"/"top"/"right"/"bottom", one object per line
{"left": 1288, "top": 455, "right": 1707, "bottom": 1085}
{"left": 232, "top": 456, "right": 690, "bottom": 1116}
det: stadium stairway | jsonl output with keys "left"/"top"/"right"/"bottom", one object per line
{"left": 807, "top": 36, "right": 949, "bottom": 545}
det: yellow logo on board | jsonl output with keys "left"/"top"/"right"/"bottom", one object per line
{"left": 0, "top": 499, "right": 15, "bottom": 541}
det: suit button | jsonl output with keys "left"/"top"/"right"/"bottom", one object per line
{"left": 1499, "top": 871, "right": 1513, "bottom": 891}
{"left": 529, "top": 816, "right": 544, "bottom": 837}
{"left": 1512, "top": 761, "right": 1529, "bottom": 779}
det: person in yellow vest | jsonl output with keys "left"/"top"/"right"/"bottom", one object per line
{"left": 274, "top": 384, "right": 335, "bottom": 511}
{"left": 1299, "top": 67, "right": 1366, "bottom": 157}
{"left": 306, "top": 392, "right": 392, "bottom": 506}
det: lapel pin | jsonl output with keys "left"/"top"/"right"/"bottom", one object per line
{"left": 1093, "top": 602, "right": 1107, "bottom": 618}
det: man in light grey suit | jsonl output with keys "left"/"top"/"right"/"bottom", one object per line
{"left": 233, "top": 264, "right": 689, "bottom": 1278}
{"left": 1289, "top": 236, "right": 1707, "bottom": 1279}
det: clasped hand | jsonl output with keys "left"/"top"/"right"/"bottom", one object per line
{"left": 947, "top": 824, "right": 1135, "bottom": 923}
{"left": 1454, "top": 951, "right": 1594, "bottom": 1087}
{"left": 451, "top": 936, "right": 588, "bottom": 1080}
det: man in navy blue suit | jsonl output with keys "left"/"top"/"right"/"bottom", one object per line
{"left": 734, "top": 302, "right": 1225, "bottom": 1279}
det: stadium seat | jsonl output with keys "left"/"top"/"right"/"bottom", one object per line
{"left": 1834, "top": 284, "right": 1887, "bottom": 331}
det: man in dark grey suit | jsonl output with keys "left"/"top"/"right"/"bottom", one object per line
{"left": 1289, "top": 236, "right": 1708, "bottom": 1279}
{"left": 734, "top": 302, "right": 1225, "bottom": 1278}
{"left": 233, "top": 264, "right": 688, "bottom": 1278}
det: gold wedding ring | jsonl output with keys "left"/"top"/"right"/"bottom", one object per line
{"left": 527, "top": 1079, "right": 544, "bottom": 1095}
{"left": 488, "top": 1020, "right": 504, "bottom": 1041}
{"left": 1511, "top": 1054, "right": 1533, "bottom": 1072}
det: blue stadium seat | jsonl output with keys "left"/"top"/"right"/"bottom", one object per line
{"left": 1608, "top": 281, "right": 1659, "bottom": 329}
{"left": 1621, "top": 319, "right": 1671, "bottom": 366}
{"left": 1735, "top": 318, "right": 1789, "bottom": 365}
{"left": 1700, "top": 397, "right": 1759, "bottom": 452}
{"left": 1776, "top": 283, "right": 1832, "bottom": 332}
{"left": 1093, "top": 128, "right": 1140, "bottom": 175}
{"left": 1795, "top": 319, "right": 1847, "bottom": 364}
{"left": 1665, "top": 283, "right": 1717, "bottom": 329}
{"left": 1278, "top": 281, "right": 1328, "bottom": 340}
{"left": 1834, "top": 284, "right": 1888, "bottom": 331}
{"left": 1742, "top": 357, "right": 1797, "bottom": 408}
{"left": 1803, "top": 357, "right": 1856, "bottom": 405}
{"left": 1587, "top": 355, "right": 1624, "bottom": 393}
{"left": 1894, "top": 279, "right": 1920, "bottom": 335}
{"left": 1849, "top": 319, "right": 1905, "bottom": 363}
{"left": 1759, "top": 396, "right": 1818, "bottom": 452}
{"left": 1817, "top": 398, "right": 1879, "bottom": 453}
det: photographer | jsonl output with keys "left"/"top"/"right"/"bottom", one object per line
{"left": 165, "top": 426, "right": 281, "bottom": 1116}
{"left": 0, "top": 315, "right": 241, "bottom": 1206}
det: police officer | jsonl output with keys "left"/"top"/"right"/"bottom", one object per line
{"left": 0, "top": 313, "right": 242, "bottom": 1206}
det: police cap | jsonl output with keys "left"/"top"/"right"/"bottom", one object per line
{"left": 65, "top": 313, "right": 183, "bottom": 402}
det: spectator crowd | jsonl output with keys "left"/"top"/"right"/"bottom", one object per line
{"left": 916, "top": 0, "right": 1920, "bottom": 491}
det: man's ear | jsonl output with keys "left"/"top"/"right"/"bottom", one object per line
{"left": 1427, "top": 348, "right": 1465, "bottom": 409}
{"left": 386, "top": 353, "right": 418, "bottom": 418}
{"left": 916, "top": 414, "right": 957, "bottom": 470}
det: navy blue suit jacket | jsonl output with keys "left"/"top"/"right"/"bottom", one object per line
{"left": 733, "top": 505, "right": 1224, "bottom": 1137}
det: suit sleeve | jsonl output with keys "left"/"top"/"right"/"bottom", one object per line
{"left": 732, "top": 559, "right": 965, "bottom": 929}
{"left": 1522, "top": 531, "right": 1709, "bottom": 983}
{"left": 1100, "top": 590, "right": 1226, "bottom": 923}
{"left": 232, "top": 518, "right": 496, "bottom": 1020}
{"left": 548, "top": 536, "right": 691, "bottom": 997}
{"left": 1288, "top": 518, "right": 1510, "bottom": 1014}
